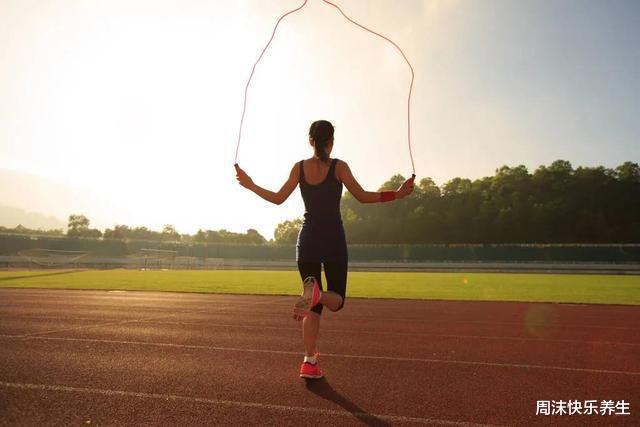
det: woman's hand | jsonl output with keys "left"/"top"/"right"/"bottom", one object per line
{"left": 396, "top": 175, "right": 415, "bottom": 199}
{"left": 234, "top": 164, "right": 255, "bottom": 190}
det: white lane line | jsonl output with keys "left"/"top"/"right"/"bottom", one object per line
{"left": 14, "top": 309, "right": 212, "bottom": 338}
{"left": 17, "top": 317, "right": 169, "bottom": 338}
{"left": 6, "top": 335, "right": 639, "bottom": 376}
{"left": 0, "top": 315, "right": 138, "bottom": 321}
{"left": 3, "top": 315, "right": 638, "bottom": 347}
{"left": 131, "top": 319, "right": 640, "bottom": 347}
{"left": 360, "top": 317, "right": 639, "bottom": 331}
{"left": 0, "top": 381, "right": 502, "bottom": 427}
{"left": 157, "top": 309, "right": 638, "bottom": 331}
{"left": 2, "top": 307, "right": 637, "bottom": 330}
{"left": 4, "top": 316, "right": 639, "bottom": 347}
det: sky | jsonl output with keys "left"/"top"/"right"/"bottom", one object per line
{"left": 1, "top": 0, "right": 638, "bottom": 239}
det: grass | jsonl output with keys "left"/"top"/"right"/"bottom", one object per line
{"left": 1, "top": 269, "right": 639, "bottom": 305}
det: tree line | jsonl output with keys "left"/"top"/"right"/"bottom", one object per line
{"left": 1, "top": 215, "right": 267, "bottom": 245}
{"left": 2, "top": 160, "right": 638, "bottom": 245}
{"left": 275, "top": 160, "right": 640, "bottom": 244}
{"left": 102, "top": 222, "right": 267, "bottom": 244}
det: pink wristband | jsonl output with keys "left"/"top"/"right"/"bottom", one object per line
{"left": 380, "top": 191, "right": 396, "bottom": 202}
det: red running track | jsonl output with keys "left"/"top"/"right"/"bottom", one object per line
{"left": 0, "top": 289, "right": 638, "bottom": 426}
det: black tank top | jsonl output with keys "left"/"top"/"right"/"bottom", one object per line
{"left": 299, "top": 158, "right": 343, "bottom": 224}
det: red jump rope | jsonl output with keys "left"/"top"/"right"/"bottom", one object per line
{"left": 234, "top": 0, "right": 416, "bottom": 181}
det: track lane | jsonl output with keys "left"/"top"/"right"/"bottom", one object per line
{"left": 1, "top": 289, "right": 638, "bottom": 426}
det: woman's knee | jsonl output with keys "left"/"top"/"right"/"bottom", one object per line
{"left": 329, "top": 296, "right": 345, "bottom": 312}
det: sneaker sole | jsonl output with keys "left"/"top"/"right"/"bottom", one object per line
{"left": 300, "top": 373, "right": 324, "bottom": 379}
{"left": 292, "top": 278, "right": 319, "bottom": 319}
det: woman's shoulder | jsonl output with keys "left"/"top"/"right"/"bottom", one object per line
{"left": 333, "top": 158, "right": 350, "bottom": 183}
{"left": 334, "top": 158, "right": 349, "bottom": 169}
{"left": 290, "top": 161, "right": 302, "bottom": 177}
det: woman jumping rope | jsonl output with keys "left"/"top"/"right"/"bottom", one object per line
{"left": 235, "top": 120, "right": 414, "bottom": 379}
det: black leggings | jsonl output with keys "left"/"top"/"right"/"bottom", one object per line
{"left": 297, "top": 261, "right": 347, "bottom": 315}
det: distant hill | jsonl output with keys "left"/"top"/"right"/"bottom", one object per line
{"left": 0, "top": 205, "right": 66, "bottom": 230}
{"left": 0, "top": 168, "right": 106, "bottom": 229}
{"left": 0, "top": 169, "right": 77, "bottom": 219}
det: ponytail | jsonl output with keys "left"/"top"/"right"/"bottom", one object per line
{"left": 309, "top": 120, "right": 334, "bottom": 163}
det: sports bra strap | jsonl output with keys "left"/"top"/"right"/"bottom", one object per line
{"left": 329, "top": 158, "right": 338, "bottom": 181}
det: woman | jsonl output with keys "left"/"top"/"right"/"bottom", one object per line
{"left": 235, "top": 120, "right": 414, "bottom": 379}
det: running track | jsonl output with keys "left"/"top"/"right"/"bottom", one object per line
{"left": 0, "top": 289, "right": 638, "bottom": 426}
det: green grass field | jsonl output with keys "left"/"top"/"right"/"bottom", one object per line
{"left": 1, "top": 269, "right": 639, "bottom": 305}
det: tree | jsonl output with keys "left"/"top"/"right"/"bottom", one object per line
{"left": 194, "top": 229, "right": 207, "bottom": 243}
{"left": 418, "top": 177, "right": 441, "bottom": 198}
{"left": 162, "top": 224, "right": 180, "bottom": 241}
{"left": 104, "top": 225, "right": 132, "bottom": 240}
{"left": 67, "top": 214, "right": 102, "bottom": 238}
{"left": 67, "top": 214, "right": 90, "bottom": 236}
{"left": 615, "top": 161, "right": 640, "bottom": 183}
{"left": 246, "top": 229, "right": 267, "bottom": 244}
{"left": 378, "top": 174, "right": 406, "bottom": 191}
{"left": 274, "top": 218, "right": 303, "bottom": 244}
{"left": 441, "top": 178, "right": 472, "bottom": 196}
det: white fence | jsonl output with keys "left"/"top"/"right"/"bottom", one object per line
{"left": 1, "top": 256, "right": 639, "bottom": 274}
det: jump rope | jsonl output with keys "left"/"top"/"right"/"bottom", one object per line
{"left": 234, "top": 0, "right": 416, "bottom": 180}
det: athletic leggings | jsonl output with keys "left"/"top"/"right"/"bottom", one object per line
{"left": 297, "top": 262, "right": 347, "bottom": 315}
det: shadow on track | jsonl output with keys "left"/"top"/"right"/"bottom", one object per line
{"left": 304, "top": 378, "right": 392, "bottom": 427}
{"left": 0, "top": 270, "right": 81, "bottom": 282}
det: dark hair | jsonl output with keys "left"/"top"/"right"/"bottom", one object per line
{"left": 309, "top": 120, "right": 334, "bottom": 163}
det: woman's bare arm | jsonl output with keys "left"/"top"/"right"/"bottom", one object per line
{"left": 235, "top": 163, "right": 299, "bottom": 205}
{"left": 337, "top": 161, "right": 414, "bottom": 203}
{"left": 337, "top": 161, "right": 381, "bottom": 203}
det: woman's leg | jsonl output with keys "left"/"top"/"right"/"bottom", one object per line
{"left": 297, "top": 262, "right": 323, "bottom": 356}
{"left": 303, "top": 311, "right": 320, "bottom": 357}
{"left": 323, "top": 262, "right": 348, "bottom": 312}
{"left": 318, "top": 290, "right": 343, "bottom": 311}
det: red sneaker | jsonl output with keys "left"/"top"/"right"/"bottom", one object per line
{"left": 299, "top": 361, "right": 323, "bottom": 379}
{"left": 292, "top": 276, "right": 322, "bottom": 321}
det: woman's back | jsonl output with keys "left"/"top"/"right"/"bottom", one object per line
{"left": 299, "top": 158, "right": 343, "bottom": 224}
{"left": 301, "top": 158, "right": 340, "bottom": 184}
